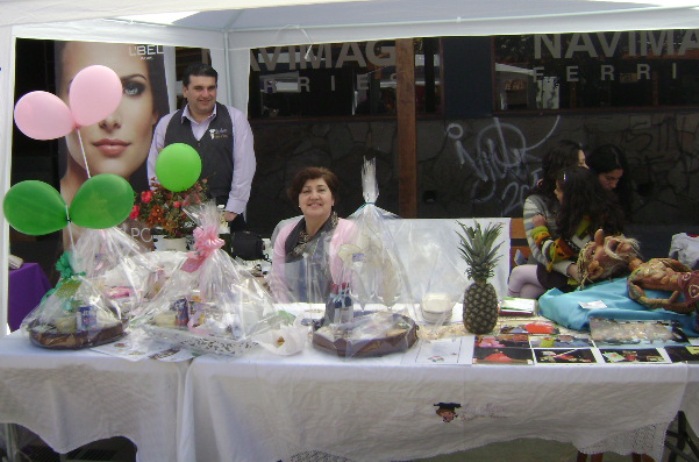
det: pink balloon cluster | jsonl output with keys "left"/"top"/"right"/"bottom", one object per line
{"left": 13, "top": 65, "right": 123, "bottom": 141}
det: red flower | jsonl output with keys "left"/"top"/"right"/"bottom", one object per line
{"left": 129, "top": 205, "right": 140, "bottom": 220}
{"left": 133, "top": 178, "right": 209, "bottom": 238}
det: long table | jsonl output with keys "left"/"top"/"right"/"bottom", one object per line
{"left": 1, "top": 324, "right": 697, "bottom": 462}
{"left": 179, "top": 334, "right": 694, "bottom": 462}
{"left": 0, "top": 331, "right": 188, "bottom": 462}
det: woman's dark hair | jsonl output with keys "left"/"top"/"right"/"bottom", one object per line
{"left": 146, "top": 51, "right": 171, "bottom": 122}
{"left": 556, "top": 166, "right": 625, "bottom": 238}
{"left": 586, "top": 144, "right": 627, "bottom": 173}
{"left": 587, "top": 144, "right": 634, "bottom": 219}
{"left": 288, "top": 166, "right": 340, "bottom": 204}
{"left": 529, "top": 139, "right": 584, "bottom": 206}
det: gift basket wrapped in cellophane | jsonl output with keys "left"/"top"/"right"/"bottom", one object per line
{"left": 22, "top": 253, "right": 126, "bottom": 349}
{"left": 70, "top": 227, "right": 165, "bottom": 322}
{"left": 135, "top": 202, "right": 299, "bottom": 356}
{"left": 307, "top": 158, "right": 418, "bottom": 357}
{"left": 396, "top": 223, "right": 468, "bottom": 326}
{"left": 341, "top": 158, "right": 417, "bottom": 309}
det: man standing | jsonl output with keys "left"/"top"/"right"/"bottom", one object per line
{"left": 147, "top": 63, "right": 255, "bottom": 231}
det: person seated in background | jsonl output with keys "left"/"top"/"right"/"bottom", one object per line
{"left": 507, "top": 139, "right": 587, "bottom": 299}
{"left": 268, "top": 166, "right": 356, "bottom": 302}
{"left": 536, "top": 165, "right": 626, "bottom": 292}
{"left": 586, "top": 144, "right": 634, "bottom": 222}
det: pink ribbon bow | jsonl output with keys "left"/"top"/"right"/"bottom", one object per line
{"left": 193, "top": 225, "right": 224, "bottom": 257}
{"left": 181, "top": 225, "right": 224, "bottom": 273}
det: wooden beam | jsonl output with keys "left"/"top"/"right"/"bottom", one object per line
{"left": 395, "top": 38, "right": 417, "bottom": 218}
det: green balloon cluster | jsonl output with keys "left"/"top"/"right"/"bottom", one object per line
{"left": 3, "top": 174, "right": 135, "bottom": 236}
{"left": 3, "top": 181, "right": 67, "bottom": 235}
{"left": 155, "top": 143, "right": 202, "bottom": 192}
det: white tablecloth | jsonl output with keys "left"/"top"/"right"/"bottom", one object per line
{"left": 0, "top": 331, "right": 188, "bottom": 462}
{"left": 1, "top": 319, "right": 696, "bottom": 462}
{"left": 180, "top": 334, "right": 692, "bottom": 462}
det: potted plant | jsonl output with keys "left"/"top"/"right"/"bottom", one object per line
{"left": 131, "top": 178, "right": 208, "bottom": 250}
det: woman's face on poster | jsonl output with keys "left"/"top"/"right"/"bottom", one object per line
{"left": 59, "top": 41, "right": 157, "bottom": 178}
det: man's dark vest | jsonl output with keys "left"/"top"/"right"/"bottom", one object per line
{"left": 164, "top": 102, "right": 234, "bottom": 203}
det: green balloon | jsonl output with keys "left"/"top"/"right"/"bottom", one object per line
{"left": 70, "top": 174, "right": 134, "bottom": 229}
{"left": 3, "top": 180, "right": 68, "bottom": 235}
{"left": 155, "top": 143, "right": 202, "bottom": 192}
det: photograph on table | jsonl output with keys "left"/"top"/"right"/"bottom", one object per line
{"left": 599, "top": 347, "right": 670, "bottom": 364}
{"left": 472, "top": 346, "right": 534, "bottom": 365}
{"left": 533, "top": 348, "right": 598, "bottom": 364}
{"left": 499, "top": 319, "right": 559, "bottom": 335}
{"left": 664, "top": 345, "right": 699, "bottom": 363}
{"left": 475, "top": 333, "right": 530, "bottom": 348}
{"left": 413, "top": 337, "right": 467, "bottom": 364}
{"left": 529, "top": 333, "right": 593, "bottom": 348}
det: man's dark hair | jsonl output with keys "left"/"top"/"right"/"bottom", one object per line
{"left": 182, "top": 63, "right": 218, "bottom": 87}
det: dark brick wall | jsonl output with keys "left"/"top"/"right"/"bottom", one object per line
{"left": 248, "top": 111, "right": 699, "bottom": 237}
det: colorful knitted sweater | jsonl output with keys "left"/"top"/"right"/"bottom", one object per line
{"left": 523, "top": 194, "right": 569, "bottom": 277}
{"left": 532, "top": 215, "right": 593, "bottom": 275}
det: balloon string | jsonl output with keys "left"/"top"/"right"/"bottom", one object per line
{"left": 66, "top": 204, "right": 76, "bottom": 250}
{"left": 77, "top": 129, "right": 91, "bottom": 178}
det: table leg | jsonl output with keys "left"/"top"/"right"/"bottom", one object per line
{"left": 666, "top": 411, "right": 699, "bottom": 462}
{"left": 577, "top": 452, "right": 605, "bottom": 462}
{"left": 3, "top": 423, "right": 20, "bottom": 462}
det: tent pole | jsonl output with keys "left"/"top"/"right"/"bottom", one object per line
{"left": 396, "top": 38, "right": 417, "bottom": 218}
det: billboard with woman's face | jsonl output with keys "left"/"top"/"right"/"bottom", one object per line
{"left": 54, "top": 40, "right": 171, "bottom": 206}
{"left": 52, "top": 40, "right": 171, "bottom": 248}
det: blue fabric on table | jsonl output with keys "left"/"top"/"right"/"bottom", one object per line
{"left": 538, "top": 277, "right": 699, "bottom": 336}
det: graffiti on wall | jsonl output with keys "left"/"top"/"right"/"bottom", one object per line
{"left": 440, "top": 113, "right": 699, "bottom": 223}
{"left": 248, "top": 111, "right": 699, "bottom": 237}
{"left": 445, "top": 116, "right": 560, "bottom": 217}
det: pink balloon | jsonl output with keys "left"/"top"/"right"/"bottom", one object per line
{"left": 14, "top": 91, "right": 74, "bottom": 140}
{"left": 69, "top": 65, "right": 123, "bottom": 127}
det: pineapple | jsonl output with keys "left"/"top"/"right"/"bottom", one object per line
{"left": 456, "top": 221, "right": 503, "bottom": 334}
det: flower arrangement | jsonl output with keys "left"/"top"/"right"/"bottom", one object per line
{"left": 131, "top": 178, "right": 208, "bottom": 238}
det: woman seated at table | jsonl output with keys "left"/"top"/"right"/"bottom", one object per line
{"left": 586, "top": 143, "right": 634, "bottom": 223}
{"left": 535, "top": 165, "right": 626, "bottom": 292}
{"left": 507, "top": 140, "right": 586, "bottom": 299}
{"left": 269, "top": 166, "right": 356, "bottom": 302}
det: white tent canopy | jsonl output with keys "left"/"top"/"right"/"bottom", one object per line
{"left": 3, "top": 0, "right": 699, "bottom": 333}
{"left": 6, "top": 0, "right": 699, "bottom": 36}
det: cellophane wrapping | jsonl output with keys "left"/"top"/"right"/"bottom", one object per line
{"left": 311, "top": 310, "right": 418, "bottom": 358}
{"left": 268, "top": 217, "right": 358, "bottom": 306}
{"left": 300, "top": 159, "right": 419, "bottom": 358}
{"left": 21, "top": 254, "right": 125, "bottom": 349}
{"left": 70, "top": 227, "right": 159, "bottom": 321}
{"left": 135, "top": 202, "right": 295, "bottom": 356}
{"left": 346, "top": 158, "right": 416, "bottom": 312}
{"left": 396, "top": 224, "right": 468, "bottom": 326}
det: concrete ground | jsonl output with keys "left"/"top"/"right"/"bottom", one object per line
{"left": 3, "top": 432, "right": 694, "bottom": 462}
